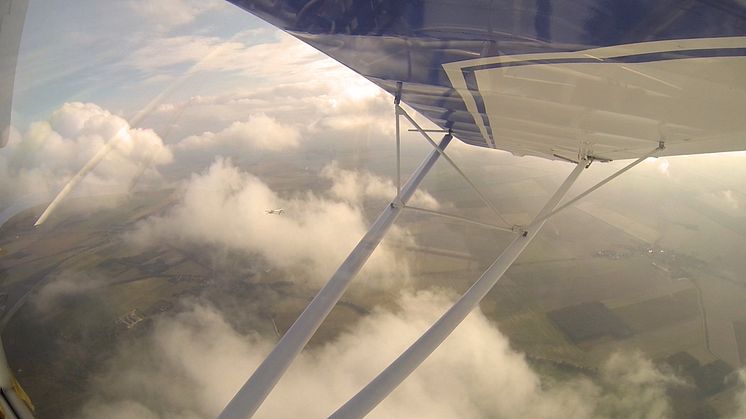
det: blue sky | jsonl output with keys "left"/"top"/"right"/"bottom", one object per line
{"left": 6, "top": 0, "right": 746, "bottom": 217}
{"left": 13, "top": 0, "right": 276, "bottom": 127}
{"left": 1, "top": 0, "right": 403, "bottom": 215}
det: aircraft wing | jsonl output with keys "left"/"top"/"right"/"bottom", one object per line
{"left": 227, "top": 0, "right": 746, "bottom": 161}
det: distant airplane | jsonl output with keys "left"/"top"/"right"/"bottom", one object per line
{"left": 264, "top": 208, "right": 284, "bottom": 215}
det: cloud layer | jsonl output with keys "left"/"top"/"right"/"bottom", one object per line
{"left": 77, "top": 291, "right": 683, "bottom": 419}
{"left": 127, "top": 158, "right": 431, "bottom": 286}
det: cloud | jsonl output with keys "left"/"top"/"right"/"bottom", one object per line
{"left": 33, "top": 271, "right": 104, "bottom": 313}
{"left": 124, "top": 35, "right": 233, "bottom": 73}
{"left": 0, "top": 102, "right": 172, "bottom": 213}
{"left": 731, "top": 371, "right": 746, "bottom": 419}
{"left": 322, "top": 161, "right": 439, "bottom": 209}
{"left": 127, "top": 0, "right": 219, "bottom": 30}
{"left": 118, "top": 29, "right": 421, "bottom": 147}
{"left": 174, "top": 113, "right": 300, "bottom": 156}
{"left": 119, "top": 29, "right": 404, "bottom": 140}
{"left": 592, "top": 353, "right": 680, "bottom": 419}
{"left": 130, "top": 27, "right": 396, "bottom": 134}
{"left": 123, "top": 31, "right": 335, "bottom": 80}
{"left": 77, "top": 291, "right": 682, "bottom": 419}
{"left": 148, "top": 77, "right": 395, "bottom": 146}
{"left": 127, "top": 158, "right": 419, "bottom": 286}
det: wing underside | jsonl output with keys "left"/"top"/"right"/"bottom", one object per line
{"left": 227, "top": 0, "right": 746, "bottom": 160}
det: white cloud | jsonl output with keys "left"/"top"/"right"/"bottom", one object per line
{"left": 124, "top": 35, "right": 232, "bottom": 72}
{"left": 118, "top": 28, "right": 402, "bottom": 144}
{"left": 127, "top": 158, "right": 416, "bottom": 286}
{"left": 122, "top": 30, "right": 367, "bottom": 90}
{"left": 322, "top": 161, "right": 439, "bottom": 209}
{"left": 33, "top": 271, "right": 103, "bottom": 312}
{"left": 0, "top": 102, "right": 172, "bottom": 213}
{"left": 592, "top": 353, "right": 680, "bottom": 419}
{"left": 127, "top": 0, "right": 219, "bottom": 30}
{"left": 174, "top": 113, "right": 300, "bottom": 155}
{"left": 78, "top": 291, "right": 681, "bottom": 419}
{"left": 148, "top": 77, "right": 393, "bottom": 145}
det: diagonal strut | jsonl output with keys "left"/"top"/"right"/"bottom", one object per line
{"left": 217, "top": 135, "right": 453, "bottom": 419}
{"left": 329, "top": 159, "right": 588, "bottom": 419}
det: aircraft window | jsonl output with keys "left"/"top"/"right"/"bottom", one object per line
{"left": 1, "top": 1, "right": 745, "bottom": 418}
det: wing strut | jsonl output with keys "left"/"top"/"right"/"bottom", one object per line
{"left": 219, "top": 92, "right": 663, "bottom": 419}
{"left": 0, "top": 338, "right": 34, "bottom": 419}
{"left": 396, "top": 104, "right": 512, "bottom": 229}
{"left": 398, "top": 205, "right": 514, "bottom": 233}
{"left": 218, "top": 112, "right": 453, "bottom": 419}
{"left": 329, "top": 159, "right": 587, "bottom": 419}
{"left": 526, "top": 142, "right": 664, "bottom": 229}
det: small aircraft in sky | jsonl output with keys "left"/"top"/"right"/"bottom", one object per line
{"left": 264, "top": 208, "right": 284, "bottom": 215}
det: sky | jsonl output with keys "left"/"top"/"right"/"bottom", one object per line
{"left": 3, "top": 0, "right": 402, "bottom": 214}
{"left": 3, "top": 0, "right": 746, "bottom": 418}
{"left": 13, "top": 0, "right": 268, "bottom": 126}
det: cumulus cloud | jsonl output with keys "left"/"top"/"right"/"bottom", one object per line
{"left": 0, "top": 102, "right": 172, "bottom": 213}
{"left": 142, "top": 64, "right": 395, "bottom": 146}
{"left": 174, "top": 113, "right": 300, "bottom": 157}
{"left": 127, "top": 158, "right": 424, "bottom": 286}
{"left": 149, "top": 77, "right": 395, "bottom": 147}
{"left": 322, "top": 162, "right": 439, "bottom": 209}
{"left": 592, "top": 353, "right": 681, "bottom": 419}
{"left": 122, "top": 28, "right": 403, "bottom": 143}
{"left": 77, "top": 291, "right": 682, "bottom": 419}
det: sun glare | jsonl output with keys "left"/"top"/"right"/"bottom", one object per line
{"left": 341, "top": 79, "right": 381, "bottom": 101}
